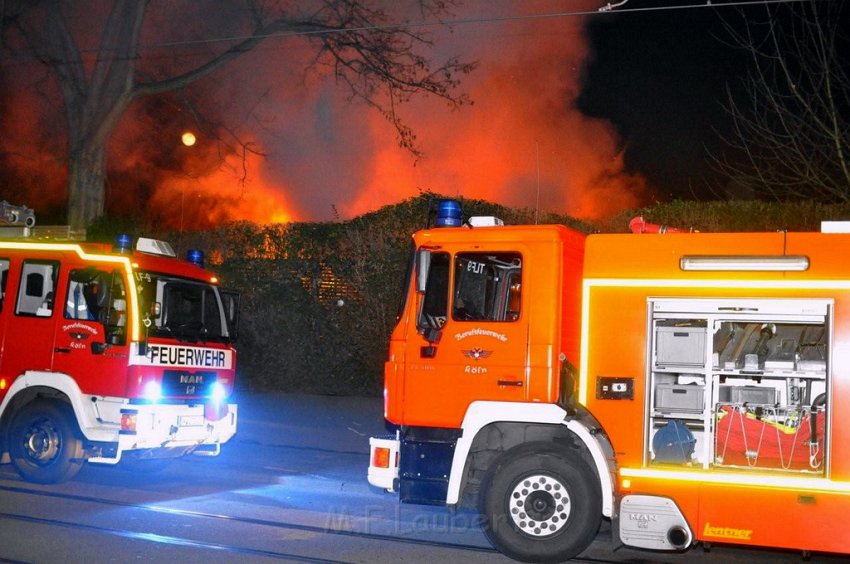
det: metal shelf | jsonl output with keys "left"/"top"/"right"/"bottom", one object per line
{"left": 713, "top": 369, "right": 825, "bottom": 380}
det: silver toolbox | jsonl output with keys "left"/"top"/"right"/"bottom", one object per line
{"left": 655, "top": 326, "right": 706, "bottom": 367}
{"left": 655, "top": 384, "right": 705, "bottom": 412}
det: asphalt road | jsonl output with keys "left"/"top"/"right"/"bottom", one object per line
{"left": 0, "top": 392, "right": 844, "bottom": 563}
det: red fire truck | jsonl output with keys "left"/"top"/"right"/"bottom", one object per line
{"left": 369, "top": 199, "right": 849, "bottom": 562}
{"left": 0, "top": 209, "right": 239, "bottom": 484}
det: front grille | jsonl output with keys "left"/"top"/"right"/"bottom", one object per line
{"left": 162, "top": 369, "right": 216, "bottom": 397}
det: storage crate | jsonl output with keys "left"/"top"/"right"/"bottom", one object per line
{"left": 718, "top": 385, "right": 777, "bottom": 405}
{"left": 656, "top": 384, "right": 705, "bottom": 412}
{"left": 655, "top": 326, "right": 706, "bottom": 367}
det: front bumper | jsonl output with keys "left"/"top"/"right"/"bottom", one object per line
{"left": 88, "top": 402, "right": 237, "bottom": 464}
{"left": 368, "top": 435, "right": 400, "bottom": 492}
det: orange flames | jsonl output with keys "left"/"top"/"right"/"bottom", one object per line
{"left": 196, "top": 1, "right": 649, "bottom": 224}
{"left": 145, "top": 154, "right": 295, "bottom": 230}
{"left": 0, "top": 2, "right": 649, "bottom": 229}
{"left": 344, "top": 2, "right": 648, "bottom": 220}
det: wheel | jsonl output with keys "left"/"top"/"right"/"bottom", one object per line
{"left": 8, "top": 400, "right": 85, "bottom": 484}
{"left": 479, "top": 444, "right": 602, "bottom": 563}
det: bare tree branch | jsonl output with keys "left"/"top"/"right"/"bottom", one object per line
{"left": 1, "top": 0, "right": 474, "bottom": 227}
{"left": 710, "top": 1, "right": 850, "bottom": 201}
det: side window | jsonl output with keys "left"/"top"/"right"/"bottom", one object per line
{"left": 203, "top": 287, "right": 223, "bottom": 336}
{"left": 17, "top": 261, "right": 59, "bottom": 317}
{"left": 0, "top": 258, "right": 9, "bottom": 312}
{"left": 66, "top": 269, "right": 128, "bottom": 345}
{"left": 453, "top": 252, "right": 522, "bottom": 322}
{"left": 220, "top": 289, "right": 240, "bottom": 340}
{"left": 106, "top": 271, "right": 127, "bottom": 345}
{"left": 420, "top": 252, "right": 450, "bottom": 328}
{"left": 66, "top": 269, "right": 108, "bottom": 321}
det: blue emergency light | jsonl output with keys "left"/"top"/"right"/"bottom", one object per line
{"left": 186, "top": 249, "right": 205, "bottom": 268}
{"left": 435, "top": 199, "right": 463, "bottom": 227}
{"left": 114, "top": 233, "right": 133, "bottom": 254}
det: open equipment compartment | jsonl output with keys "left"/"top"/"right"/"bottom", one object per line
{"left": 647, "top": 298, "right": 829, "bottom": 475}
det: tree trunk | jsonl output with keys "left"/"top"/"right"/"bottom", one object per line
{"left": 67, "top": 142, "right": 107, "bottom": 230}
{"left": 9, "top": 2, "right": 469, "bottom": 229}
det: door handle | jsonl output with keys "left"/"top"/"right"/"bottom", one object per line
{"left": 498, "top": 379, "right": 524, "bottom": 387}
{"left": 54, "top": 347, "right": 71, "bottom": 353}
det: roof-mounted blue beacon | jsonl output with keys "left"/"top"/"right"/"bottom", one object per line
{"left": 435, "top": 199, "right": 463, "bottom": 227}
{"left": 114, "top": 233, "right": 133, "bottom": 254}
{"left": 186, "top": 249, "right": 205, "bottom": 268}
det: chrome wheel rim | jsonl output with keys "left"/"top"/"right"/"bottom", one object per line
{"left": 508, "top": 473, "right": 571, "bottom": 537}
{"left": 22, "top": 418, "right": 61, "bottom": 465}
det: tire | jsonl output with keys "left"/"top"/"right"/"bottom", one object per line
{"left": 479, "top": 444, "right": 602, "bottom": 563}
{"left": 8, "top": 400, "right": 85, "bottom": 484}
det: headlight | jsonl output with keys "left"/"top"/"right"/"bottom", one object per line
{"left": 142, "top": 380, "right": 162, "bottom": 402}
{"left": 210, "top": 381, "right": 227, "bottom": 403}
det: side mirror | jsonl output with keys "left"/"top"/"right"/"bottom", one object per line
{"left": 422, "top": 326, "right": 442, "bottom": 344}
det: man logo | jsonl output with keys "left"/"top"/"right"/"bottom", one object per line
{"left": 462, "top": 348, "right": 493, "bottom": 360}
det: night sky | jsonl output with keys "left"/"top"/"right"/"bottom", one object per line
{"left": 580, "top": 0, "right": 760, "bottom": 201}
{"left": 0, "top": 1, "right": 842, "bottom": 228}
{"left": 583, "top": 0, "right": 849, "bottom": 204}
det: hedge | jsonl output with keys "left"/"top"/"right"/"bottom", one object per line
{"left": 91, "top": 195, "right": 850, "bottom": 395}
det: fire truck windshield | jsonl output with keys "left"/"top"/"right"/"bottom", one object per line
{"left": 136, "top": 271, "right": 232, "bottom": 343}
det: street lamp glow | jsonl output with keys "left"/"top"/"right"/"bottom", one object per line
{"left": 181, "top": 131, "right": 197, "bottom": 147}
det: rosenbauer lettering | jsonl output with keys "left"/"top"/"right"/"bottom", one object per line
{"left": 144, "top": 344, "right": 232, "bottom": 369}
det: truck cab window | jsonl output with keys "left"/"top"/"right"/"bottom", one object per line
{"left": 106, "top": 273, "right": 128, "bottom": 344}
{"left": 66, "top": 269, "right": 107, "bottom": 321}
{"left": 137, "top": 271, "right": 231, "bottom": 343}
{"left": 16, "top": 261, "right": 58, "bottom": 317}
{"left": 453, "top": 252, "right": 522, "bottom": 322}
{"left": 65, "top": 269, "right": 128, "bottom": 345}
{"left": 0, "top": 259, "right": 8, "bottom": 311}
{"left": 420, "top": 252, "right": 450, "bottom": 328}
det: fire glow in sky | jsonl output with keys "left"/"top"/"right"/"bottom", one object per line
{"left": 0, "top": 1, "right": 648, "bottom": 229}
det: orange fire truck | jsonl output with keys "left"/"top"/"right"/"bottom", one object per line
{"left": 0, "top": 206, "right": 239, "bottom": 484}
{"left": 369, "top": 199, "right": 848, "bottom": 562}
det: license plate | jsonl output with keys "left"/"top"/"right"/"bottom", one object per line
{"left": 177, "top": 415, "right": 205, "bottom": 427}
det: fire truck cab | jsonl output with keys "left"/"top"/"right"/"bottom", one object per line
{"left": 0, "top": 229, "right": 239, "bottom": 484}
{"left": 369, "top": 200, "right": 850, "bottom": 562}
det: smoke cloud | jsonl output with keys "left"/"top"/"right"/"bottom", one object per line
{"left": 0, "top": 1, "right": 648, "bottom": 229}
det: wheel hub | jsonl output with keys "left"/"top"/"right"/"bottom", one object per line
{"left": 23, "top": 419, "right": 61, "bottom": 464}
{"left": 508, "top": 474, "right": 571, "bottom": 537}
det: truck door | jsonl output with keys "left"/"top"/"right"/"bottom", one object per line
{"left": 52, "top": 267, "right": 131, "bottom": 397}
{"left": 1, "top": 260, "right": 60, "bottom": 380}
{"left": 0, "top": 258, "right": 12, "bottom": 398}
{"left": 403, "top": 250, "right": 530, "bottom": 427}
